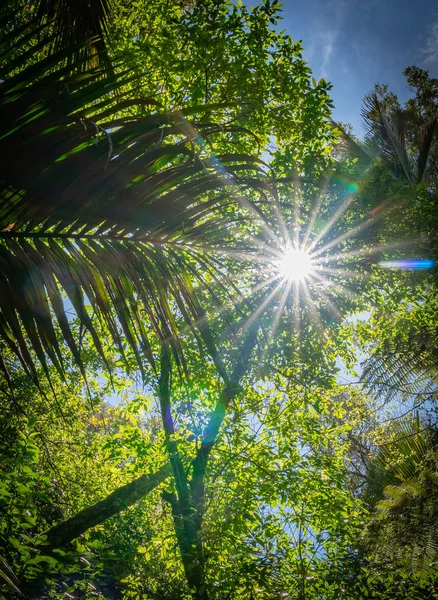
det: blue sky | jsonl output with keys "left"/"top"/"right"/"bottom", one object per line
{"left": 275, "top": 0, "right": 438, "bottom": 136}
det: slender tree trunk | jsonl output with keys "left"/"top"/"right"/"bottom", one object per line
{"left": 158, "top": 344, "right": 210, "bottom": 598}
{"left": 188, "top": 323, "right": 260, "bottom": 598}
{"left": 21, "top": 465, "right": 171, "bottom": 598}
{"left": 43, "top": 463, "right": 171, "bottom": 551}
{"left": 157, "top": 322, "right": 259, "bottom": 600}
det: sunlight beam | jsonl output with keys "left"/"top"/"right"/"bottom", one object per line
{"left": 308, "top": 190, "right": 358, "bottom": 252}
{"left": 311, "top": 215, "right": 379, "bottom": 259}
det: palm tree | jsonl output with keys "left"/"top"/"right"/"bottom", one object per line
{"left": 334, "top": 92, "right": 437, "bottom": 186}
{"left": 366, "top": 418, "right": 438, "bottom": 580}
{"left": 360, "top": 321, "right": 438, "bottom": 405}
{"left": 362, "top": 93, "right": 437, "bottom": 186}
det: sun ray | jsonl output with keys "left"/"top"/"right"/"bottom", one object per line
{"left": 292, "top": 182, "right": 301, "bottom": 249}
{"left": 300, "top": 281, "right": 325, "bottom": 337}
{"left": 308, "top": 190, "right": 359, "bottom": 252}
{"left": 180, "top": 121, "right": 276, "bottom": 245}
{"left": 291, "top": 280, "right": 302, "bottom": 344}
{"left": 211, "top": 248, "right": 282, "bottom": 266}
{"left": 304, "top": 264, "right": 366, "bottom": 305}
{"left": 259, "top": 280, "right": 293, "bottom": 365}
{"left": 236, "top": 274, "right": 283, "bottom": 300}
{"left": 188, "top": 234, "right": 285, "bottom": 263}
{"left": 219, "top": 229, "right": 286, "bottom": 259}
{"left": 268, "top": 281, "right": 292, "bottom": 343}
{"left": 196, "top": 142, "right": 282, "bottom": 248}
{"left": 311, "top": 214, "right": 379, "bottom": 259}
{"left": 166, "top": 262, "right": 280, "bottom": 345}
{"left": 307, "top": 273, "right": 344, "bottom": 321}
{"left": 270, "top": 182, "right": 293, "bottom": 248}
{"left": 239, "top": 280, "right": 285, "bottom": 334}
{"left": 230, "top": 189, "right": 283, "bottom": 247}
{"left": 302, "top": 193, "right": 323, "bottom": 251}
{"left": 314, "top": 265, "right": 367, "bottom": 282}
{"left": 234, "top": 235, "right": 284, "bottom": 259}
{"left": 302, "top": 170, "right": 334, "bottom": 249}
{"left": 316, "top": 274, "right": 365, "bottom": 304}
{"left": 317, "top": 238, "right": 421, "bottom": 264}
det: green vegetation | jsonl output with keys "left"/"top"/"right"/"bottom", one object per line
{"left": 0, "top": 1, "right": 437, "bottom": 599}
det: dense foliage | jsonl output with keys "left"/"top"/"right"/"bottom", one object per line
{"left": 0, "top": 1, "right": 437, "bottom": 599}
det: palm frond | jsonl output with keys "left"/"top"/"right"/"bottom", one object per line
{"left": 375, "top": 471, "right": 438, "bottom": 577}
{"left": 362, "top": 94, "right": 415, "bottom": 184}
{"left": 5, "top": 0, "right": 115, "bottom": 69}
{"left": 360, "top": 324, "right": 438, "bottom": 404}
{"left": 0, "top": 27, "right": 276, "bottom": 383}
{"left": 36, "top": 0, "right": 112, "bottom": 46}
{"left": 0, "top": 556, "right": 23, "bottom": 598}
{"left": 416, "top": 116, "right": 438, "bottom": 183}
{"left": 370, "top": 421, "right": 438, "bottom": 578}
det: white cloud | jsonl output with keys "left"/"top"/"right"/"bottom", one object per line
{"left": 305, "top": 0, "right": 347, "bottom": 79}
{"left": 423, "top": 21, "right": 438, "bottom": 64}
{"left": 320, "top": 31, "right": 336, "bottom": 78}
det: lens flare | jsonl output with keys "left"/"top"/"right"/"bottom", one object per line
{"left": 379, "top": 259, "right": 435, "bottom": 270}
{"left": 277, "top": 247, "right": 313, "bottom": 281}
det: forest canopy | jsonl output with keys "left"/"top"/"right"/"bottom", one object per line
{"left": 0, "top": 1, "right": 437, "bottom": 599}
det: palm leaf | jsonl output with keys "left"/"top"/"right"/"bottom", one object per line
{"left": 370, "top": 421, "right": 438, "bottom": 578}
{"left": 0, "top": 556, "right": 23, "bottom": 598}
{"left": 416, "top": 116, "right": 438, "bottom": 183}
{"left": 361, "top": 324, "right": 438, "bottom": 404}
{"left": 4, "top": 0, "right": 115, "bottom": 70}
{"left": 362, "top": 93, "right": 438, "bottom": 185}
{"left": 0, "top": 26, "right": 275, "bottom": 383}
{"left": 362, "top": 94, "right": 414, "bottom": 184}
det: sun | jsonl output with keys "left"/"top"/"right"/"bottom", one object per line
{"left": 277, "top": 247, "right": 313, "bottom": 281}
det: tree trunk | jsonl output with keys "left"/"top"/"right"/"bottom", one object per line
{"left": 43, "top": 463, "right": 171, "bottom": 551}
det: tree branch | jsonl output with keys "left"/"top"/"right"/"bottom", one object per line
{"left": 43, "top": 464, "right": 171, "bottom": 551}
